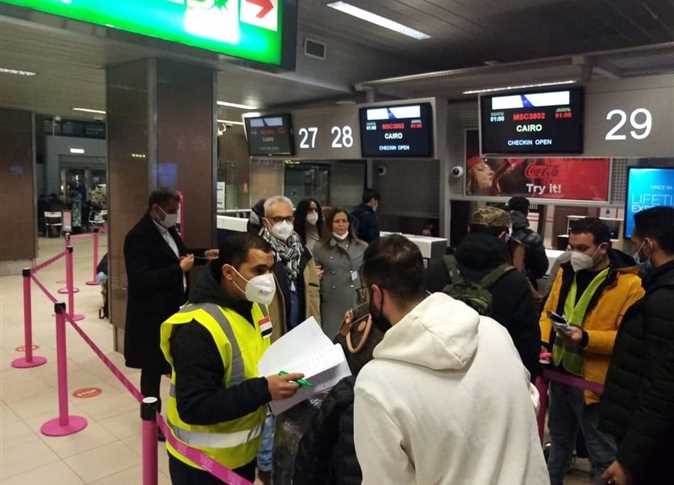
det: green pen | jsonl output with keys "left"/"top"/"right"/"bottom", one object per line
{"left": 278, "top": 370, "right": 312, "bottom": 387}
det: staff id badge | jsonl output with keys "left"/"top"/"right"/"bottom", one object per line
{"left": 350, "top": 270, "right": 359, "bottom": 282}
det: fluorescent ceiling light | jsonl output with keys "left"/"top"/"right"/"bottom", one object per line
{"left": 217, "top": 119, "right": 245, "bottom": 126}
{"left": 463, "top": 80, "right": 577, "bottom": 95}
{"left": 217, "top": 100, "right": 260, "bottom": 110}
{"left": 242, "top": 112, "right": 262, "bottom": 118}
{"left": 0, "top": 67, "right": 37, "bottom": 77}
{"left": 327, "top": 2, "right": 431, "bottom": 40}
{"left": 70, "top": 148, "right": 85, "bottom": 154}
{"left": 73, "top": 107, "right": 106, "bottom": 115}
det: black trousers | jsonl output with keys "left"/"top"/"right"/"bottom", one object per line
{"left": 140, "top": 367, "right": 163, "bottom": 409}
{"left": 168, "top": 454, "right": 256, "bottom": 484}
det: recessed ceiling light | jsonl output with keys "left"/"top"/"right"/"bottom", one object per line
{"left": 217, "top": 100, "right": 260, "bottom": 110}
{"left": 73, "top": 107, "right": 106, "bottom": 115}
{"left": 327, "top": 2, "right": 431, "bottom": 40}
{"left": 217, "top": 119, "right": 245, "bottom": 126}
{"left": 463, "top": 80, "right": 577, "bottom": 95}
{"left": 0, "top": 67, "right": 37, "bottom": 77}
{"left": 70, "top": 148, "right": 85, "bottom": 154}
{"left": 242, "top": 112, "right": 262, "bottom": 118}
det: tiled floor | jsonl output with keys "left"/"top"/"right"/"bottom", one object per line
{"left": 0, "top": 237, "right": 593, "bottom": 484}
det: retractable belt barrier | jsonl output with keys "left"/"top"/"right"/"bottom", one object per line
{"left": 14, "top": 242, "right": 252, "bottom": 485}
{"left": 535, "top": 366, "right": 605, "bottom": 443}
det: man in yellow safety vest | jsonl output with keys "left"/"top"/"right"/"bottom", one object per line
{"left": 160, "top": 232, "right": 303, "bottom": 484}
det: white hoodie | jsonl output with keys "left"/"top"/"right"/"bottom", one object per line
{"left": 354, "top": 292, "right": 549, "bottom": 485}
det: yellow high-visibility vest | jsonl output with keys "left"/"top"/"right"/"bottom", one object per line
{"left": 160, "top": 301, "right": 273, "bottom": 470}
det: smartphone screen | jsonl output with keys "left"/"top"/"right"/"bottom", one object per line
{"left": 548, "top": 311, "right": 567, "bottom": 324}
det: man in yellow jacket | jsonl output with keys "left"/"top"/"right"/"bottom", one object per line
{"left": 160, "top": 233, "right": 303, "bottom": 484}
{"left": 540, "top": 218, "right": 644, "bottom": 485}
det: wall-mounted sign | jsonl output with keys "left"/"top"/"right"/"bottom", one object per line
{"left": 293, "top": 105, "right": 361, "bottom": 159}
{"left": 625, "top": 167, "right": 674, "bottom": 238}
{"left": 1, "top": 0, "right": 287, "bottom": 66}
{"left": 360, "top": 103, "right": 434, "bottom": 158}
{"left": 245, "top": 114, "right": 294, "bottom": 156}
{"left": 480, "top": 88, "right": 584, "bottom": 155}
{"left": 465, "top": 129, "right": 609, "bottom": 201}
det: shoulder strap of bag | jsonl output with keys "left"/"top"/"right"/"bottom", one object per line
{"left": 479, "top": 264, "right": 516, "bottom": 290}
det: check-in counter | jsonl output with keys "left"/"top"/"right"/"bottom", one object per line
{"left": 380, "top": 232, "right": 448, "bottom": 262}
{"left": 217, "top": 215, "right": 248, "bottom": 245}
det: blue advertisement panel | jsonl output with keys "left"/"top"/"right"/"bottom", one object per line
{"left": 625, "top": 167, "right": 674, "bottom": 238}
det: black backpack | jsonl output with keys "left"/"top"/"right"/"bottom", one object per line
{"left": 442, "top": 255, "right": 515, "bottom": 316}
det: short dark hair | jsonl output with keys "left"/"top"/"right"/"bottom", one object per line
{"left": 508, "top": 196, "right": 530, "bottom": 215}
{"left": 148, "top": 189, "right": 179, "bottom": 209}
{"left": 212, "top": 233, "right": 272, "bottom": 281}
{"left": 362, "top": 235, "right": 425, "bottom": 303}
{"left": 570, "top": 217, "right": 611, "bottom": 245}
{"left": 634, "top": 206, "right": 674, "bottom": 254}
{"left": 362, "top": 188, "right": 381, "bottom": 204}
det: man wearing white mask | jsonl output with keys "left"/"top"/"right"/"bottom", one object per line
{"left": 124, "top": 189, "right": 218, "bottom": 434}
{"left": 540, "top": 217, "right": 644, "bottom": 485}
{"left": 161, "top": 233, "right": 303, "bottom": 484}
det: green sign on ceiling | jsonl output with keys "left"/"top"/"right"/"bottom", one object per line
{"left": 1, "top": 0, "right": 285, "bottom": 65}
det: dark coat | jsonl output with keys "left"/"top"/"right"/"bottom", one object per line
{"left": 123, "top": 214, "right": 203, "bottom": 371}
{"left": 293, "top": 377, "right": 361, "bottom": 485}
{"left": 510, "top": 210, "right": 549, "bottom": 283}
{"left": 425, "top": 232, "right": 541, "bottom": 378}
{"left": 351, "top": 204, "right": 379, "bottom": 243}
{"left": 599, "top": 260, "right": 674, "bottom": 483}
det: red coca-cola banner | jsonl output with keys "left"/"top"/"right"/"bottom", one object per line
{"left": 464, "top": 129, "right": 610, "bottom": 201}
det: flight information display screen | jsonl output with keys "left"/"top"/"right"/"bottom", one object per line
{"left": 480, "top": 88, "right": 584, "bottom": 154}
{"left": 360, "top": 103, "right": 433, "bottom": 158}
{"left": 245, "top": 114, "right": 294, "bottom": 156}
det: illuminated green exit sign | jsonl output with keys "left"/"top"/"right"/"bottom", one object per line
{"left": 1, "top": 0, "right": 286, "bottom": 65}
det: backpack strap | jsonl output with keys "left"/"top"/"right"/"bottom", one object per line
{"left": 479, "top": 263, "right": 516, "bottom": 290}
{"left": 442, "top": 255, "right": 465, "bottom": 285}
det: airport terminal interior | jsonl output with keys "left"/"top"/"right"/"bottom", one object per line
{"left": 2, "top": 1, "right": 674, "bottom": 484}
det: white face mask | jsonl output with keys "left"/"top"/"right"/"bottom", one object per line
{"left": 158, "top": 207, "right": 178, "bottom": 229}
{"left": 270, "top": 221, "right": 294, "bottom": 241}
{"left": 333, "top": 232, "right": 349, "bottom": 241}
{"left": 231, "top": 267, "right": 276, "bottom": 305}
{"left": 306, "top": 212, "right": 319, "bottom": 226}
{"left": 557, "top": 250, "right": 572, "bottom": 265}
{"left": 570, "top": 250, "right": 596, "bottom": 273}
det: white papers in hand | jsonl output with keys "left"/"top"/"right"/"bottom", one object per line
{"left": 258, "top": 317, "right": 352, "bottom": 415}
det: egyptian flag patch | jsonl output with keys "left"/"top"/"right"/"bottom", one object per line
{"left": 259, "top": 317, "right": 273, "bottom": 338}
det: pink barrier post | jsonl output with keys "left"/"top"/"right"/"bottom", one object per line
{"left": 85, "top": 229, "right": 99, "bottom": 286}
{"left": 58, "top": 233, "right": 79, "bottom": 294}
{"left": 141, "top": 397, "right": 159, "bottom": 485}
{"left": 65, "top": 245, "right": 84, "bottom": 322}
{"left": 41, "top": 302, "right": 88, "bottom": 437}
{"left": 12, "top": 268, "right": 48, "bottom": 369}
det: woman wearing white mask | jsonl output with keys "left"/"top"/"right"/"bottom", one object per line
{"left": 313, "top": 209, "right": 368, "bottom": 339}
{"left": 294, "top": 198, "right": 324, "bottom": 253}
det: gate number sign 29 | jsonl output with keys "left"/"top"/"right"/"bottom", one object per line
{"left": 605, "top": 108, "right": 653, "bottom": 141}
{"left": 299, "top": 126, "right": 354, "bottom": 149}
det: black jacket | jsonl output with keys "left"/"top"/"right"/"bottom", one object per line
{"left": 599, "top": 260, "right": 674, "bottom": 482}
{"left": 169, "top": 267, "right": 271, "bottom": 425}
{"left": 425, "top": 232, "right": 541, "bottom": 378}
{"left": 510, "top": 210, "right": 549, "bottom": 283}
{"left": 351, "top": 203, "right": 379, "bottom": 243}
{"left": 123, "top": 214, "right": 205, "bottom": 371}
{"left": 294, "top": 377, "right": 361, "bottom": 485}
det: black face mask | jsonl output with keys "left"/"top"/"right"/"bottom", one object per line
{"left": 369, "top": 287, "right": 392, "bottom": 334}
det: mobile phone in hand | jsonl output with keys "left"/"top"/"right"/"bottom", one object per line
{"left": 548, "top": 311, "right": 567, "bottom": 324}
{"left": 351, "top": 301, "right": 370, "bottom": 324}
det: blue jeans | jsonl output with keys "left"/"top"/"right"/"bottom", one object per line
{"left": 547, "top": 382, "right": 616, "bottom": 485}
{"left": 257, "top": 413, "right": 274, "bottom": 473}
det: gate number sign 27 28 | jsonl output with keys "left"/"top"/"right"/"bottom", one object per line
{"left": 299, "top": 126, "right": 354, "bottom": 149}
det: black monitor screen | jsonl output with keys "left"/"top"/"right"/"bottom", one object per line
{"left": 360, "top": 103, "right": 433, "bottom": 158}
{"left": 245, "top": 114, "right": 294, "bottom": 157}
{"left": 480, "top": 88, "right": 584, "bottom": 154}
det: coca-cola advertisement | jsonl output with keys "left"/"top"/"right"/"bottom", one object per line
{"left": 464, "top": 129, "right": 610, "bottom": 201}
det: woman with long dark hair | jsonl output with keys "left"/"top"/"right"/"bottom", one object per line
{"left": 294, "top": 198, "right": 324, "bottom": 253}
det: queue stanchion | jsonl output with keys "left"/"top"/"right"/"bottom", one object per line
{"left": 85, "top": 229, "right": 99, "bottom": 286}
{"left": 65, "top": 245, "right": 85, "bottom": 322}
{"left": 11, "top": 268, "right": 47, "bottom": 369}
{"left": 58, "top": 233, "right": 79, "bottom": 294}
{"left": 41, "top": 303, "right": 88, "bottom": 437}
{"left": 141, "top": 397, "right": 160, "bottom": 485}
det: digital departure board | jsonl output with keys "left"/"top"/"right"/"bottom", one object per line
{"left": 480, "top": 88, "right": 584, "bottom": 154}
{"left": 360, "top": 103, "right": 433, "bottom": 158}
{"left": 245, "top": 114, "right": 295, "bottom": 157}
